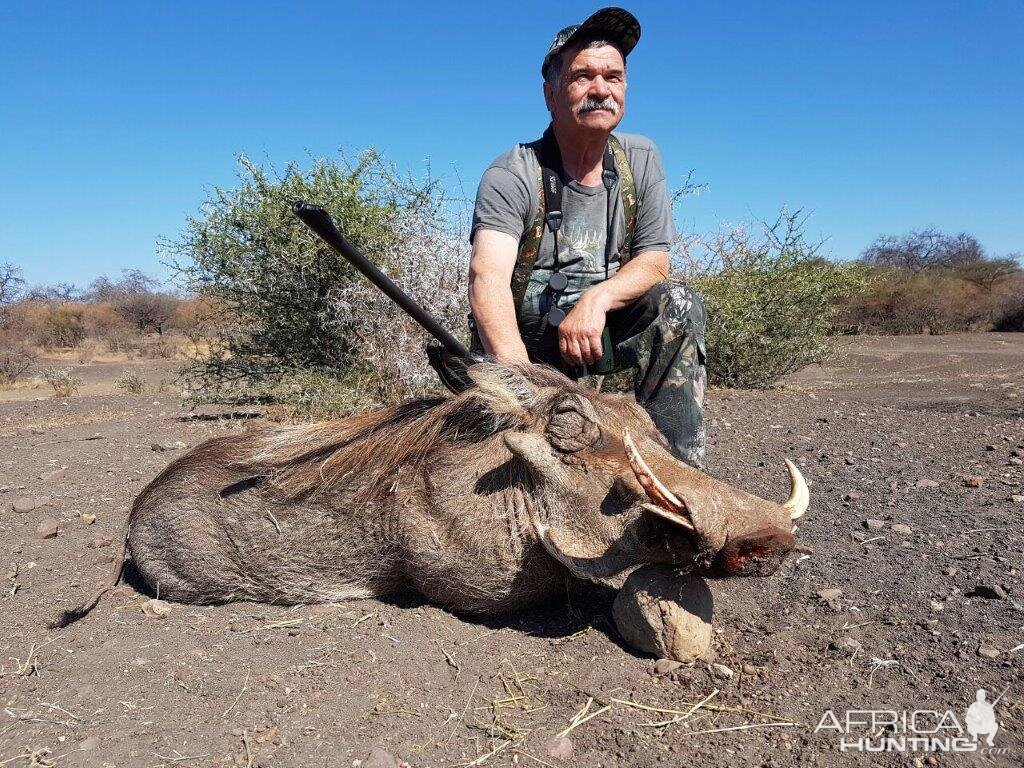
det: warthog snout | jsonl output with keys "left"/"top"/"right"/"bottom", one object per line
{"left": 712, "top": 527, "right": 796, "bottom": 577}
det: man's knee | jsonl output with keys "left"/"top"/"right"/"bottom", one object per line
{"left": 644, "top": 281, "right": 706, "bottom": 332}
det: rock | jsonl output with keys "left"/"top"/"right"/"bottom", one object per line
{"left": 817, "top": 588, "right": 843, "bottom": 601}
{"left": 844, "top": 457, "right": 856, "bottom": 466}
{"left": 39, "top": 468, "right": 65, "bottom": 482}
{"left": 151, "top": 440, "right": 186, "bottom": 452}
{"left": 984, "top": 445, "right": 997, "bottom": 451}
{"left": 12, "top": 497, "right": 39, "bottom": 513}
{"left": 916, "top": 479, "right": 940, "bottom": 488}
{"left": 1012, "top": 495, "right": 1024, "bottom": 504}
{"left": 86, "top": 536, "right": 113, "bottom": 549}
{"left": 711, "top": 663, "right": 734, "bottom": 679}
{"left": 362, "top": 747, "right": 404, "bottom": 768}
{"left": 140, "top": 598, "right": 173, "bottom": 619}
{"left": 863, "top": 519, "right": 886, "bottom": 531}
{"left": 969, "top": 584, "right": 1008, "bottom": 600}
{"left": 1009, "top": 457, "right": 1023, "bottom": 466}
{"left": 79, "top": 512, "right": 96, "bottom": 525}
{"left": 544, "top": 736, "right": 574, "bottom": 760}
{"left": 943, "top": 566, "right": 958, "bottom": 576}
{"left": 613, "top": 566, "right": 713, "bottom": 663}
{"left": 843, "top": 491, "right": 862, "bottom": 502}
{"left": 1013, "top": 447, "right": 1024, "bottom": 458}
{"left": 977, "top": 645, "right": 999, "bottom": 659}
{"left": 964, "top": 475, "right": 985, "bottom": 488}
{"left": 654, "top": 658, "right": 682, "bottom": 675}
{"left": 741, "top": 663, "right": 759, "bottom": 675}
{"left": 80, "top": 736, "right": 100, "bottom": 751}
{"left": 891, "top": 524, "right": 913, "bottom": 535}
{"left": 36, "top": 518, "right": 58, "bottom": 539}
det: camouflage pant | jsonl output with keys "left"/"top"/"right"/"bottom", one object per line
{"left": 517, "top": 281, "right": 708, "bottom": 468}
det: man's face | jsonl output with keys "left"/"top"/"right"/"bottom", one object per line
{"left": 545, "top": 43, "right": 626, "bottom": 134}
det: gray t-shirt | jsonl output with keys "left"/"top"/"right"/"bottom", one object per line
{"left": 471, "top": 132, "right": 676, "bottom": 336}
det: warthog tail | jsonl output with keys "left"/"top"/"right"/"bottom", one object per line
{"left": 50, "top": 525, "right": 129, "bottom": 629}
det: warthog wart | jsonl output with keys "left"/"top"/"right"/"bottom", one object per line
{"left": 55, "top": 363, "right": 808, "bottom": 635}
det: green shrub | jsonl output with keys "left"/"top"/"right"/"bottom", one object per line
{"left": 42, "top": 366, "right": 82, "bottom": 398}
{"left": 114, "top": 369, "right": 145, "bottom": 394}
{"left": 168, "top": 151, "right": 468, "bottom": 414}
{"left": 675, "top": 211, "right": 871, "bottom": 389}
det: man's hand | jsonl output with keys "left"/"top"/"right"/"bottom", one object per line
{"left": 558, "top": 288, "right": 612, "bottom": 366}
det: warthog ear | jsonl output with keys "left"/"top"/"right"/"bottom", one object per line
{"left": 467, "top": 364, "right": 540, "bottom": 424}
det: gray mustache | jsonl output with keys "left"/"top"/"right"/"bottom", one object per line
{"left": 577, "top": 97, "right": 618, "bottom": 115}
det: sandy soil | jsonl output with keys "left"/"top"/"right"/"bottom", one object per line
{"left": 1, "top": 335, "right": 1022, "bottom": 767}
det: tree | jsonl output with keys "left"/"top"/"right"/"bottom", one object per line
{"left": 955, "top": 256, "right": 1022, "bottom": 293}
{"left": 860, "top": 229, "right": 985, "bottom": 273}
{"left": 0, "top": 262, "right": 24, "bottom": 308}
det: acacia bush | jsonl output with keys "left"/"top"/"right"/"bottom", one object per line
{"left": 673, "top": 211, "right": 870, "bottom": 389}
{"left": 167, "top": 151, "right": 469, "bottom": 413}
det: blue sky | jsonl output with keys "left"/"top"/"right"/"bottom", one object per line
{"left": 1, "top": 1, "right": 1022, "bottom": 288}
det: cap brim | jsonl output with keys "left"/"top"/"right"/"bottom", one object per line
{"left": 568, "top": 7, "right": 641, "bottom": 59}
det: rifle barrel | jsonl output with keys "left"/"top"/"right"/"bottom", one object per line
{"left": 291, "top": 201, "right": 478, "bottom": 362}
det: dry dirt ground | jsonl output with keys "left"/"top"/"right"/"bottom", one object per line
{"left": 2, "top": 334, "right": 1022, "bottom": 768}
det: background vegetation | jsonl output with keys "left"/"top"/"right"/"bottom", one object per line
{"left": 1, "top": 150, "right": 1020, "bottom": 409}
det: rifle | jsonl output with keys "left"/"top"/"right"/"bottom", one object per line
{"left": 291, "top": 201, "right": 481, "bottom": 391}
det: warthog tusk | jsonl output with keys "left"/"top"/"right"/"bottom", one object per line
{"left": 623, "top": 431, "right": 694, "bottom": 531}
{"left": 782, "top": 459, "right": 810, "bottom": 520}
{"left": 640, "top": 502, "right": 695, "bottom": 531}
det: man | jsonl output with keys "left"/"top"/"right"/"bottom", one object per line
{"left": 468, "top": 7, "right": 708, "bottom": 468}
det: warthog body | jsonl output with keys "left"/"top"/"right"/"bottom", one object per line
{"left": 121, "top": 363, "right": 806, "bottom": 616}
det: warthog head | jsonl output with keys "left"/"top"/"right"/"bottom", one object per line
{"left": 468, "top": 363, "right": 809, "bottom": 583}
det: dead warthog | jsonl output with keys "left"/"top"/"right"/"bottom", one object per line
{"left": 56, "top": 363, "right": 808, "bottom": 628}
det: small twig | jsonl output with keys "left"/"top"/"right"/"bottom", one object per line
{"left": 556, "top": 704, "right": 611, "bottom": 738}
{"left": 435, "top": 640, "right": 461, "bottom": 679}
{"left": 678, "top": 721, "right": 797, "bottom": 737}
{"left": 860, "top": 536, "right": 885, "bottom": 545}
{"left": 248, "top": 618, "right": 302, "bottom": 632}
{"left": 241, "top": 730, "right": 257, "bottom": 768}
{"left": 462, "top": 739, "right": 512, "bottom": 767}
{"left": 221, "top": 669, "right": 251, "bottom": 718}
{"left": 152, "top": 752, "right": 211, "bottom": 764}
{"left": 352, "top": 612, "right": 375, "bottom": 628}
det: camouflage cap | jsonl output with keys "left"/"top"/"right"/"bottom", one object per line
{"left": 542, "top": 7, "right": 641, "bottom": 78}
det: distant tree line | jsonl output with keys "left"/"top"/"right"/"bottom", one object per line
{"left": 840, "top": 228, "right": 1022, "bottom": 334}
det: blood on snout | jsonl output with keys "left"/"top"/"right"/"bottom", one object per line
{"left": 713, "top": 527, "right": 796, "bottom": 577}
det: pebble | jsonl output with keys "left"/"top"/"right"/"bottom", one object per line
{"left": 863, "top": 519, "right": 885, "bottom": 531}
{"left": 891, "top": 524, "right": 913, "bottom": 535}
{"left": 544, "top": 736, "right": 574, "bottom": 760}
{"left": 39, "top": 468, "right": 65, "bottom": 482}
{"left": 36, "top": 518, "right": 58, "bottom": 539}
{"left": 654, "top": 658, "right": 682, "bottom": 675}
{"left": 971, "top": 584, "right": 1008, "bottom": 600}
{"left": 80, "top": 736, "right": 100, "bottom": 751}
{"left": 140, "top": 598, "right": 173, "bottom": 619}
{"left": 817, "top": 588, "right": 843, "bottom": 601}
{"left": 964, "top": 475, "right": 985, "bottom": 488}
{"left": 12, "top": 497, "right": 41, "bottom": 513}
{"left": 843, "top": 491, "right": 862, "bottom": 502}
{"left": 86, "top": 536, "right": 113, "bottom": 549}
{"left": 1012, "top": 495, "right": 1024, "bottom": 504}
{"left": 943, "top": 566, "right": 958, "bottom": 576}
{"left": 712, "top": 663, "right": 734, "bottom": 679}
{"left": 916, "top": 479, "right": 940, "bottom": 488}
{"left": 741, "top": 663, "right": 760, "bottom": 675}
{"left": 152, "top": 440, "right": 187, "bottom": 452}
{"left": 363, "top": 747, "right": 404, "bottom": 768}
{"left": 1010, "top": 457, "right": 1023, "bottom": 466}
{"left": 977, "top": 645, "right": 1000, "bottom": 659}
